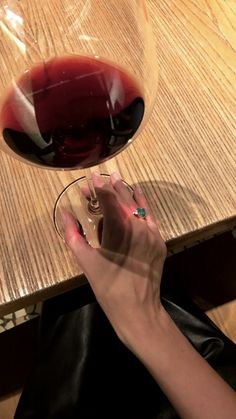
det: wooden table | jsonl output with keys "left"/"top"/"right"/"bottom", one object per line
{"left": 0, "top": 0, "right": 235, "bottom": 316}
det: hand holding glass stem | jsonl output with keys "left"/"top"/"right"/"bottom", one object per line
{"left": 63, "top": 172, "right": 236, "bottom": 419}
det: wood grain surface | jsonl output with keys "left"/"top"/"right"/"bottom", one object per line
{"left": 0, "top": 0, "right": 235, "bottom": 314}
{"left": 0, "top": 392, "right": 20, "bottom": 419}
{"left": 207, "top": 299, "right": 236, "bottom": 344}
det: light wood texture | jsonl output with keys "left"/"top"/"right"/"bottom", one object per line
{"left": 0, "top": 0, "right": 235, "bottom": 315}
{"left": 0, "top": 392, "right": 21, "bottom": 419}
{"left": 207, "top": 299, "right": 236, "bottom": 344}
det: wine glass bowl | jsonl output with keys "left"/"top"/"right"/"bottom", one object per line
{"left": 0, "top": 55, "right": 145, "bottom": 169}
{"left": 0, "top": 0, "right": 158, "bottom": 243}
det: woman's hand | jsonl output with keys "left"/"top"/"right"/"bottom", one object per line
{"left": 63, "top": 172, "right": 167, "bottom": 348}
{"left": 63, "top": 173, "right": 236, "bottom": 419}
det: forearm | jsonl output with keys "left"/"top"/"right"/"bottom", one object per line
{"left": 127, "top": 307, "right": 236, "bottom": 419}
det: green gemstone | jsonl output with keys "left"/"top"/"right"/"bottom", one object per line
{"left": 137, "top": 208, "right": 146, "bottom": 218}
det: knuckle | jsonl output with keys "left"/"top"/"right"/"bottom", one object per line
{"left": 159, "top": 240, "right": 167, "bottom": 258}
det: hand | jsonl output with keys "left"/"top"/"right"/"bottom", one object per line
{"left": 63, "top": 172, "right": 167, "bottom": 348}
{"left": 63, "top": 174, "right": 236, "bottom": 419}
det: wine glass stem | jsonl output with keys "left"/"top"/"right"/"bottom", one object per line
{"left": 85, "top": 168, "right": 102, "bottom": 215}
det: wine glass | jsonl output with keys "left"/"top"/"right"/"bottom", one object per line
{"left": 0, "top": 0, "right": 158, "bottom": 246}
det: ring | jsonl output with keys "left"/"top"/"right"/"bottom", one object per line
{"left": 133, "top": 207, "right": 147, "bottom": 219}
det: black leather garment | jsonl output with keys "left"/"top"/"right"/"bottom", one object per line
{"left": 15, "top": 284, "right": 236, "bottom": 419}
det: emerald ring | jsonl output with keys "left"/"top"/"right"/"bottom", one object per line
{"left": 133, "top": 207, "right": 147, "bottom": 219}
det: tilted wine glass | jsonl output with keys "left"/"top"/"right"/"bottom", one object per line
{"left": 0, "top": 0, "right": 158, "bottom": 246}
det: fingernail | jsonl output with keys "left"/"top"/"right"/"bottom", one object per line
{"left": 62, "top": 211, "right": 82, "bottom": 243}
{"left": 62, "top": 210, "right": 76, "bottom": 229}
{"left": 62, "top": 210, "right": 70, "bottom": 224}
{"left": 111, "top": 172, "right": 121, "bottom": 181}
{"left": 92, "top": 171, "right": 104, "bottom": 188}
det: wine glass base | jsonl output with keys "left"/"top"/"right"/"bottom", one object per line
{"left": 53, "top": 174, "right": 133, "bottom": 248}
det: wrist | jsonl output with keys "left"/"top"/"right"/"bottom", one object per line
{"left": 120, "top": 304, "right": 172, "bottom": 357}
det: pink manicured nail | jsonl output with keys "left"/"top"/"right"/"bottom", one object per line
{"left": 92, "top": 171, "right": 104, "bottom": 188}
{"left": 62, "top": 210, "right": 71, "bottom": 224}
{"left": 62, "top": 210, "right": 77, "bottom": 231}
{"left": 111, "top": 172, "right": 121, "bottom": 181}
{"left": 62, "top": 210, "right": 82, "bottom": 242}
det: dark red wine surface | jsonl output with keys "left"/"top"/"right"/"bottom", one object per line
{"left": 0, "top": 55, "right": 144, "bottom": 169}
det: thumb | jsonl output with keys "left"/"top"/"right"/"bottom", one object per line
{"left": 62, "top": 211, "right": 95, "bottom": 273}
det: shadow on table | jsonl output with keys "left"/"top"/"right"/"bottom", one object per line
{"left": 132, "top": 180, "right": 236, "bottom": 311}
{"left": 133, "top": 179, "right": 215, "bottom": 235}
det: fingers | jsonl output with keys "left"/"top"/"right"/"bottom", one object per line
{"left": 92, "top": 171, "right": 105, "bottom": 188}
{"left": 92, "top": 172, "right": 128, "bottom": 222}
{"left": 80, "top": 172, "right": 160, "bottom": 232}
{"left": 80, "top": 172, "right": 128, "bottom": 223}
{"left": 63, "top": 210, "right": 96, "bottom": 273}
{"left": 110, "top": 172, "right": 137, "bottom": 211}
{"left": 133, "top": 186, "right": 158, "bottom": 229}
{"left": 90, "top": 172, "right": 159, "bottom": 230}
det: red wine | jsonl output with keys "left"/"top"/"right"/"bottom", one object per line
{"left": 0, "top": 56, "right": 144, "bottom": 169}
